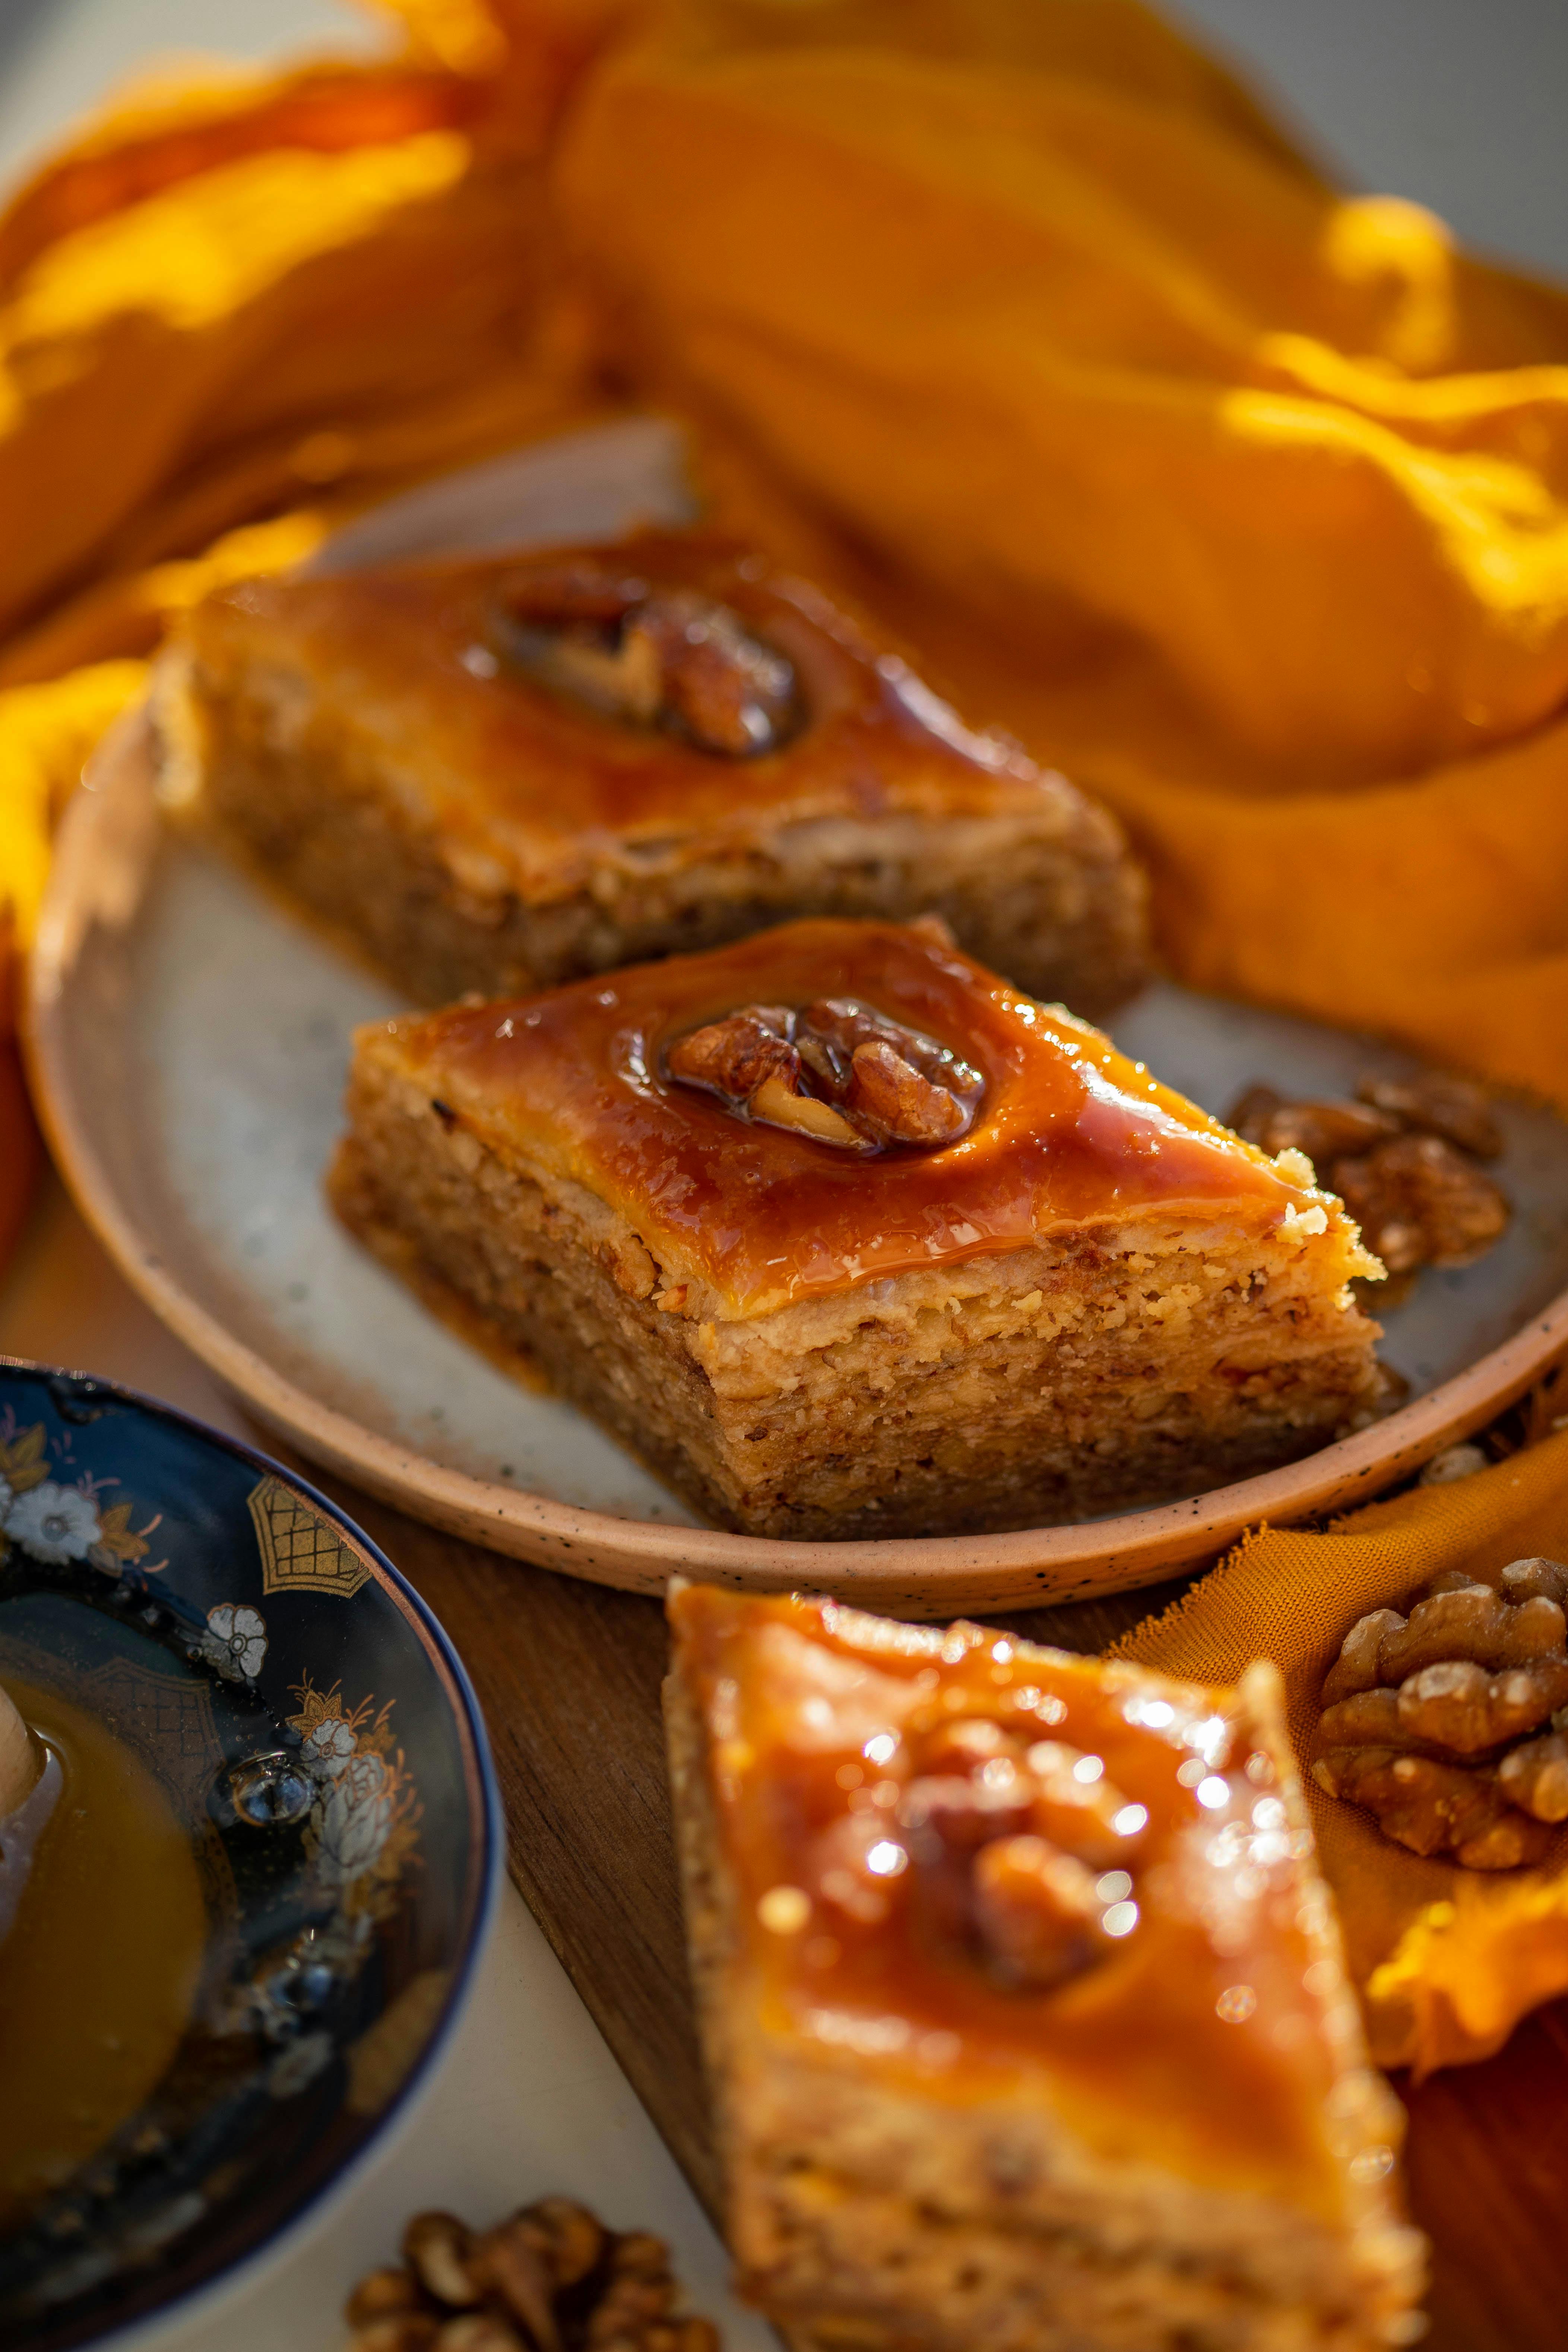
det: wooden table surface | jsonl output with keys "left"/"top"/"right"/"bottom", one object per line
{"left": 281, "top": 1463, "right": 1568, "bottom": 2352}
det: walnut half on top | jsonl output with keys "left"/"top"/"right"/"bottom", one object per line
{"left": 489, "top": 557, "right": 802, "bottom": 757}
{"left": 1312, "top": 1557, "right": 1568, "bottom": 1870}
{"left": 663, "top": 997, "right": 985, "bottom": 1153}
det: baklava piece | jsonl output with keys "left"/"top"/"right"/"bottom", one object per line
{"left": 665, "top": 1584, "right": 1425, "bottom": 2352}
{"left": 328, "top": 917, "right": 1384, "bottom": 1539}
{"left": 152, "top": 530, "right": 1146, "bottom": 1012}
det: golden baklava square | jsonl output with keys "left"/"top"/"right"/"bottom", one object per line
{"left": 665, "top": 1583, "right": 1426, "bottom": 2351}
{"left": 327, "top": 916, "right": 1382, "bottom": 1538}
{"left": 154, "top": 531, "right": 1146, "bottom": 1011}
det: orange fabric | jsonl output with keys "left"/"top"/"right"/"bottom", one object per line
{"left": 1111, "top": 1417, "right": 1568, "bottom": 2075}
{"left": 0, "top": 0, "right": 619, "bottom": 1293}
{"left": 555, "top": 0, "right": 1568, "bottom": 1101}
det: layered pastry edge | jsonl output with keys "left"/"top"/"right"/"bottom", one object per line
{"left": 327, "top": 919, "right": 1385, "bottom": 1539}
{"left": 150, "top": 531, "right": 1147, "bottom": 1013}
{"left": 663, "top": 1584, "right": 1426, "bottom": 2352}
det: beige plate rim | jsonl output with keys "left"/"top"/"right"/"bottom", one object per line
{"left": 25, "top": 712, "right": 1568, "bottom": 1620}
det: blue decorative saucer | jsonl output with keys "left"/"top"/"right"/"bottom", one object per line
{"left": 0, "top": 1358, "right": 500, "bottom": 2349}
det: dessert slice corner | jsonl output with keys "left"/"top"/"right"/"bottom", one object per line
{"left": 663, "top": 1582, "right": 1426, "bottom": 2352}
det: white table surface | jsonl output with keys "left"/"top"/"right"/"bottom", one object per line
{"left": 1, "top": 0, "right": 1563, "bottom": 2342}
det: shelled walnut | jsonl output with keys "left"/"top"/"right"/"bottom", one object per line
{"left": 1312, "top": 1557, "right": 1568, "bottom": 1869}
{"left": 488, "top": 557, "right": 801, "bottom": 757}
{"left": 801, "top": 1709, "right": 1150, "bottom": 1989}
{"left": 665, "top": 997, "right": 984, "bottom": 1154}
{"left": 1227, "top": 1069, "right": 1508, "bottom": 1281}
{"left": 343, "top": 2197, "right": 722, "bottom": 2352}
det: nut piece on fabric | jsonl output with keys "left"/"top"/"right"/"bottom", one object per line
{"left": 1313, "top": 1557, "right": 1568, "bottom": 1866}
{"left": 1378, "top": 1587, "right": 1567, "bottom": 1680}
{"left": 1312, "top": 1750, "right": 1550, "bottom": 1870}
{"left": 1321, "top": 1608, "right": 1407, "bottom": 1707}
{"left": 1417, "top": 1443, "right": 1489, "bottom": 1487}
{"left": 1396, "top": 1658, "right": 1568, "bottom": 1754}
{"left": 1501, "top": 1557, "right": 1568, "bottom": 1606}
{"left": 1317, "top": 1687, "right": 1422, "bottom": 1754}
{"left": 1498, "top": 1732, "right": 1568, "bottom": 1824}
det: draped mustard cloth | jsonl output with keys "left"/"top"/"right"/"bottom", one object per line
{"left": 2, "top": 0, "right": 1568, "bottom": 2065}
{"left": 4, "top": 0, "right": 1567, "bottom": 1086}
{"left": 554, "top": 0, "right": 1568, "bottom": 1102}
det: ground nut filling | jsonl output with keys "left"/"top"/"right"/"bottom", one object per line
{"left": 663, "top": 997, "right": 986, "bottom": 1153}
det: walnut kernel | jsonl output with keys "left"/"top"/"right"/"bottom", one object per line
{"left": 489, "top": 563, "right": 800, "bottom": 756}
{"left": 403, "top": 2214, "right": 480, "bottom": 2310}
{"left": 888, "top": 1719, "right": 1147, "bottom": 1986}
{"left": 1333, "top": 1134, "right": 1509, "bottom": 1273}
{"left": 1312, "top": 1748, "right": 1548, "bottom": 1869}
{"left": 348, "top": 2199, "right": 719, "bottom": 2352}
{"left": 1313, "top": 1560, "right": 1568, "bottom": 1867}
{"left": 348, "top": 2270, "right": 433, "bottom": 2328}
{"left": 1356, "top": 1071, "right": 1503, "bottom": 1160}
{"left": 664, "top": 997, "right": 982, "bottom": 1156}
{"left": 1226, "top": 1068, "right": 1509, "bottom": 1282}
{"left": 972, "top": 1835, "right": 1105, "bottom": 1988}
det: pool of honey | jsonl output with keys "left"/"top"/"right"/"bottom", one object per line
{"left": 376, "top": 918, "right": 1307, "bottom": 1314}
{"left": 0, "top": 1679, "right": 209, "bottom": 2230}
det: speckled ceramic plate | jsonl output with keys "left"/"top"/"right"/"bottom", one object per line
{"left": 25, "top": 421, "right": 1568, "bottom": 1615}
{"left": 0, "top": 1357, "right": 498, "bottom": 2352}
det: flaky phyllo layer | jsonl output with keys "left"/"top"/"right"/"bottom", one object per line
{"left": 665, "top": 1586, "right": 1426, "bottom": 2352}
{"left": 329, "top": 918, "right": 1382, "bottom": 1538}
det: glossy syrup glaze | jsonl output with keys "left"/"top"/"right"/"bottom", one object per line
{"left": 205, "top": 532, "right": 1051, "bottom": 868}
{"left": 366, "top": 919, "right": 1320, "bottom": 1316}
{"left": 671, "top": 1586, "right": 1381, "bottom": 2211}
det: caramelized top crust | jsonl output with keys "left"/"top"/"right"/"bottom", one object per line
{"left": 359, "top": 918, "right": 1333, "bottom": 1316}
{"left": 189, "top": 531, "right": 1089, "bottom": 890}
{"left": 669, "top": 1584, "right": 1395, "bottom": 2213}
